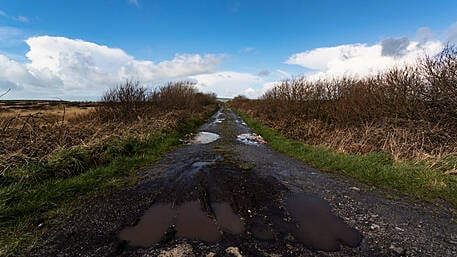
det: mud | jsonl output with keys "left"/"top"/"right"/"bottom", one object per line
{"left": 285, "top": 192, "right": 362, "bottom": 251}
{"left": 31, "top": 106, "right": 457, "bottom": 257}
{"left": 120, "top": 161, "right": 361, "bottom": 251}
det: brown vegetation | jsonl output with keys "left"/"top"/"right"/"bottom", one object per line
{"left": 0, "top": 81, "right": 217, "bottom": 175}
{"left": 231, "top": 45, "right": 457, "bottom": 162}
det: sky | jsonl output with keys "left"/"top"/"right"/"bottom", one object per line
{"left": 0, "top": 0, "right": 457, "bottom": 100}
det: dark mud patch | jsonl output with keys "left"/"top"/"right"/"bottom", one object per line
{"left": 118, "top": 162, "right": 362, "bottom": 252}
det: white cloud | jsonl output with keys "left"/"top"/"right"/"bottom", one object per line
{"left": 190, "top": 71, "right": 267, "bottom": 98}
{"left": 286, "top": 39, "right": 443, "bottom": 79}
{"left": 0, "top": 36, "right": 222, "bottom": 99}
{"left": 417, "top": 27, "right": 434, "bottom": 43}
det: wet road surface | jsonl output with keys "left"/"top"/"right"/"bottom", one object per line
{"left": 32, "top": 106, "right": 457, "bottom": 257}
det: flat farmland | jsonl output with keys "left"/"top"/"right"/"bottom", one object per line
{"left": 0, "top": 100, "right": 98, "bottom": 122}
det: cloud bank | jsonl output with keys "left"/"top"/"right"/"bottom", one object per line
{"left": 286, "top": 37, "right": 443, "bottom": 79}
{"left": 0, "top": 36, "right": 221, "bottom": 99}
{"left": 190, "top": 71, "right": 265, "bottom": 98}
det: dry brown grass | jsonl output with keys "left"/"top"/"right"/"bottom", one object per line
{"left": 0, "top": 81, "right": 217, "bottom": 175}
{"left": 231, "top": 45, "right": 457, "bottom": 162}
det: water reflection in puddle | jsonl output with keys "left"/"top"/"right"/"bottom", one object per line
{"left": 285, "top": 192, "right": 362, "bottom": 251}
{"left": 119, "top": 193, "right": 361, "bottom": 251}
{"left": 190, "top": 161, "right": 212, "bottom": 175}
{"left": 191, "top": 132, "right": 220, "bottom": 144}
{"left": 175, "top": 201, "right": 221, "bottom": 242}
{"left": 236, "top": 133, "right": 266, "bottom": 145}
{"left": 119, "top": 188, "right": 361, "bottom": 251}
{"left": 213, "top": 110, "right": 225, "bottom": 124}
{"left": 212, "top": 202, "right": 244, "bottom": 234}
{"left": 119, "top": 201, "right": 240, "bottom": 247}
{"left": 118, "top": 204, "right": 175, "bottom": 247}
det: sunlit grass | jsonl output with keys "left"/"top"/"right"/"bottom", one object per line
{"left": 235, "top": 109, "right": 457, "bottom": 207}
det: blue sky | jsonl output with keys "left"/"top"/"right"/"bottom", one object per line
{"left": 1, "top": 0, "right": 457, "bottom": 99}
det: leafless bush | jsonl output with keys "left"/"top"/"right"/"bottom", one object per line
{"left": 1, "top": 81, "right": 217, "bottom": 174}
{"left": 231, "top": 45, "right": 457, "bottom": 160}
{"left": 96, "top": 80, "right": 149, "bottom": 121}
{"left": 149, "top": 81, "right": 217, "bottom": 110}
{"left": 95, "top": 80, "right": 217, "bottom": 121}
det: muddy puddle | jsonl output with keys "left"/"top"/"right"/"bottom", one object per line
{"left": 119, "top": 201, "right": 242, "bottom": 247}
{"left": 119, "top": 204, "right": 175, "bottom": 247}
{"left": 191, "top": 132, "right": 220, "bottom": 144}
{"left": 285, "top": 192, "right": 362, "bottom": 251}
{"left": 212, "top": 202, "right": 244, "bottom": 234}
{"left": 118, "top": 163, "right": 361, "bottom": 252}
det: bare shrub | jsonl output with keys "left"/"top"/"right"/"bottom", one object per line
{"left": 231, "top": 45, "right": 457, "bottom": 161}
{"left": 149, "top": 81, "right": 217, "bottom": 110}
{"left": 96, "top": 80, "right": 149, "bottom": 121}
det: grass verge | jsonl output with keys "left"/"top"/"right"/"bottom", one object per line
{"left": 0, "top": 115, "right": 209, "bottom": 257}
{"left": 234, "top": 109, "right": 457, "bottom": 207}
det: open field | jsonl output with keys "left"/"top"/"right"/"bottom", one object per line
{"left": 0, "top": 82, "right": 218, "bottom": 256}
{"left": 0, "top": 100, "right": 97, "bottom": 121}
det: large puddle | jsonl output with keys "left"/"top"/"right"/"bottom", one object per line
{"left": 118, "top": 204, "right": 175, "bottom": 247}
{"left": 119, "top": 164, "right": 361, "bottom": 251}
{"left": 191, "top": 132, "right": 220, "bottom": 144}
{"left": 119, "top": 201, "right": 242, "bottom": 247}
{"left": 118, "top": 202, "right": 219, "bottom": 247}
{"left": 285, "top": 192, "right": 362, "bottom": 251}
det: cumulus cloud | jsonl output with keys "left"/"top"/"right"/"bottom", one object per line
{"left": 286, "top": 38, "right": 443, "bottom": 79}
{"left": 381, "top": 37, "right": 409, "bottom": 57}
{"left": 190, "top": 71, "right": 267, "bottom": 98}
{"left": 417, "top": 27, "right": 434, "bottom": 43}
{"left": 0, "top": 36, "right": 221, "bottom": 99}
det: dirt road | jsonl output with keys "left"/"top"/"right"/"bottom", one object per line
{"left": 32, "top": 106, "right": 457, "bottom": 257}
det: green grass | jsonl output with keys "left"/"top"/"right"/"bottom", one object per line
{"left": 0, "top": 115, "right": 209, "bottom": 257}
{"left": 234, "top": 109, "right": 457, "bottom": 207}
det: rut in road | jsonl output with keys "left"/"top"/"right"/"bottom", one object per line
{"left": 32, "top": 106, "right": 457, "bottom": 257}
